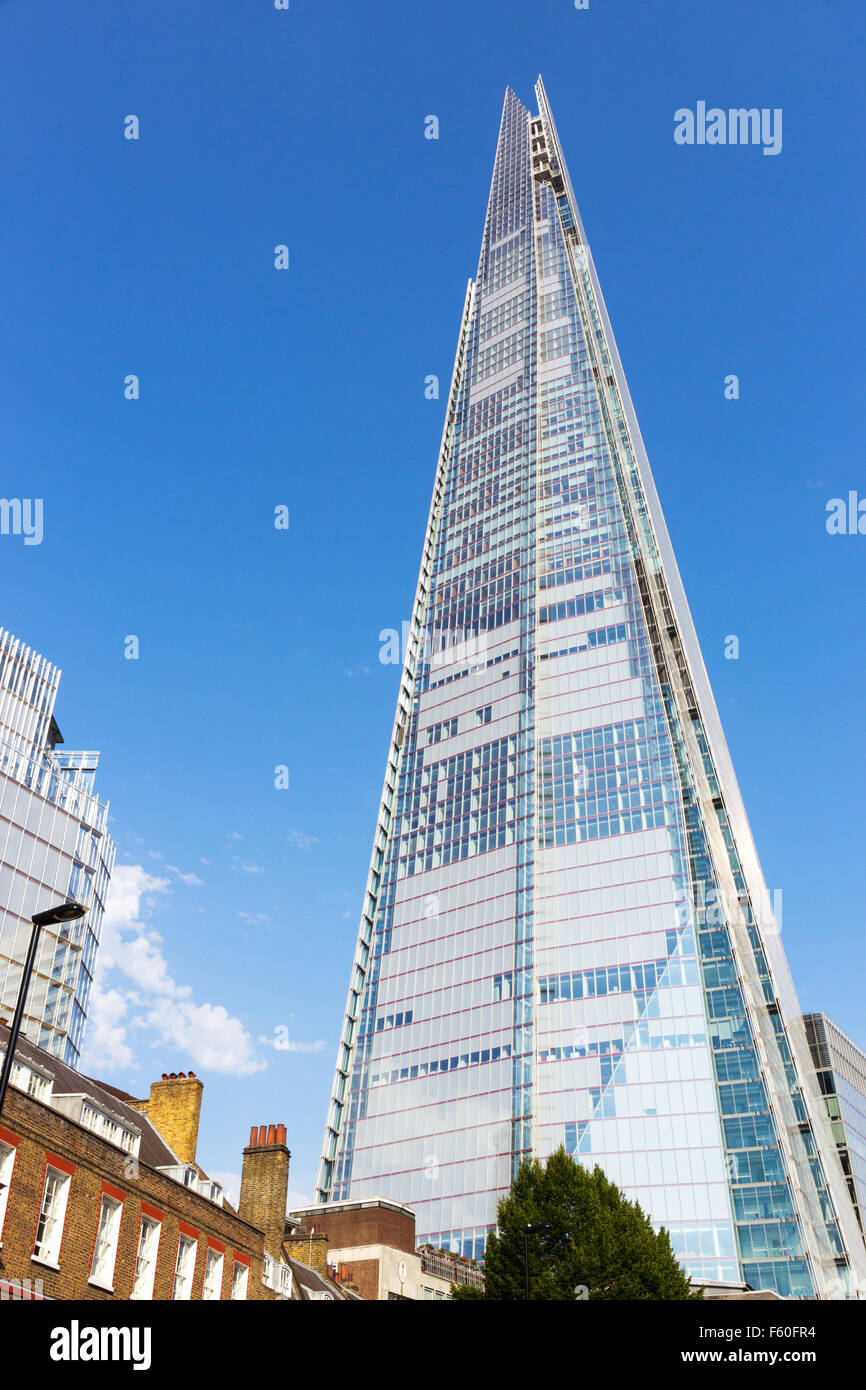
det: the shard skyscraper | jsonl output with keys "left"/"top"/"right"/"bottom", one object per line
{"left": 318, "top": 81, "right": 864, "bottom": 1298}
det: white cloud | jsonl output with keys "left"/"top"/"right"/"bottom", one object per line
{"left": 147, "top": 999, "right": 264, "bottom": 1076}
{"left": 287, "top": 830, "right": 318, "bottom": 851}
{"left": 236, "top": 862, "right": 264, "bottom": 875}
{"left": 226, "top": 832, "right": 243, "bottom": 841}
{"left": 82, "top": 864, "right": 264, "bottom": 1079}
{"left": 85, "top": 986, "right": 134, "bottom": 1072}
{"left": 116, "top": 930, "right": 185, "bottom": 998}
{"left": 99, "top": 865, "right": 171, "bottom": 946}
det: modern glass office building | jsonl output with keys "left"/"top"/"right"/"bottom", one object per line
{"left": 318, "top": 81, "right": 864, "bottom": 1297}
{"left": 803, "top": 1013, "right": 866, "bottom": 1243}
{"left": 0, "top": 627, "right": 115, "bottom": 1067}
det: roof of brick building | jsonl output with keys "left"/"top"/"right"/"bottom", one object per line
{"left": 0, "top": 1022, "right": 179, "bottom": 1170}
{"left": 285, "top": 1256, "right": 360, "bottom": 1301}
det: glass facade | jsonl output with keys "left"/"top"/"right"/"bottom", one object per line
{"left": 803, "top": 1013, "right": 866, "bottom": 1243}
{"left": 318, "top": 82, "right": 865, "bottom": 1298}
{"left": 0, "top": 627, "right": 115, "bottom": 1067}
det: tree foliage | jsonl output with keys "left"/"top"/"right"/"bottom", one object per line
{"left": 452, "top": 1148, "right": 701, "bottom": 1300}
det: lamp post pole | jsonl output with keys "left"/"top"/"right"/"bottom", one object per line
{"left": 0, "top": 901, "right": 86, "bottom": 1122}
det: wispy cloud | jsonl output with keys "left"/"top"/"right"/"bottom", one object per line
{"left": 287, "top": 830, "right": 318, "bottom": 851}
{"left": 166, "top": 865, "right": 205, "bottom": 887}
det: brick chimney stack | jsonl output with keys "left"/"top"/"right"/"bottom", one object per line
{"left": 238, "top": 1123, "right": 291, "bottom": 1258}
{"left": 132, "top": 1072, "right": 203, "bottom": 1166}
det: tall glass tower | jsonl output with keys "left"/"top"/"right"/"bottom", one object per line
{"left": 0, "top": 627, "right": 115, "bottom": 1067}
{"left": 318, "top": 81, "right": 864, "bottom": 1298}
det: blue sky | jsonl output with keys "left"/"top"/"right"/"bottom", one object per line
{"left": 1, "top": 0, "right": 864, "bottom": 1204}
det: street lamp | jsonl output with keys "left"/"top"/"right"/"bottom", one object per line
{"left": 0, "top": 901, "right": 86, "bottom": 1121}
{"left": 523, "top": 1222, "right": 552, "bottom": 1301}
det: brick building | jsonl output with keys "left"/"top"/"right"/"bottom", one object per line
{"left": 288, "top": 1198, "right": 485, "bottom": 1300}
{"left": 0, "top": 1023, "right": 348, "bottom": 1302}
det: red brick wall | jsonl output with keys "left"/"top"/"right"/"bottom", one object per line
{"left": 301, "top": 1204, "right": 415, "bottom": 1255}
{"left": 335, "top": 1256, "right": 380, "bottom": 1302}
{"left": 0, "top": 1088, "right": 272, "bottom": 1301}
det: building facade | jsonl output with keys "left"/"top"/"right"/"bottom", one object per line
{"left": 0, "top": 1023, "right": 302, "bottom": 1301}
{"left": 318, "top": 80, "right": 865, "bottom": 1300}
{"left": 0, "top": 627, "right": 116, "bottom": 1067}
{"left": 803, "top": 1013, "right": 866, "bottom": 1241}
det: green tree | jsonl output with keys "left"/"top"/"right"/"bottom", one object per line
{"left": 451, "top": 1148, "right": 702, "bottom": 1300}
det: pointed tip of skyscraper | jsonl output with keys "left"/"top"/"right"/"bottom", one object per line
{"left": 501, "top": 82, "right": 540, "bottom": 114}
{"left": 501, "top": 75, "right": 548, "bottom": 115}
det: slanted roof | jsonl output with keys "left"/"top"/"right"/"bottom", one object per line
{"left": 0, "top": 1023, "right": 179, "bottom": 1170}
{"left": 93, "top": 1077, "right": 141, "bottom": 1105}
{"left": 285, "top": 1256, "right": 358, "bottom": 1301}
